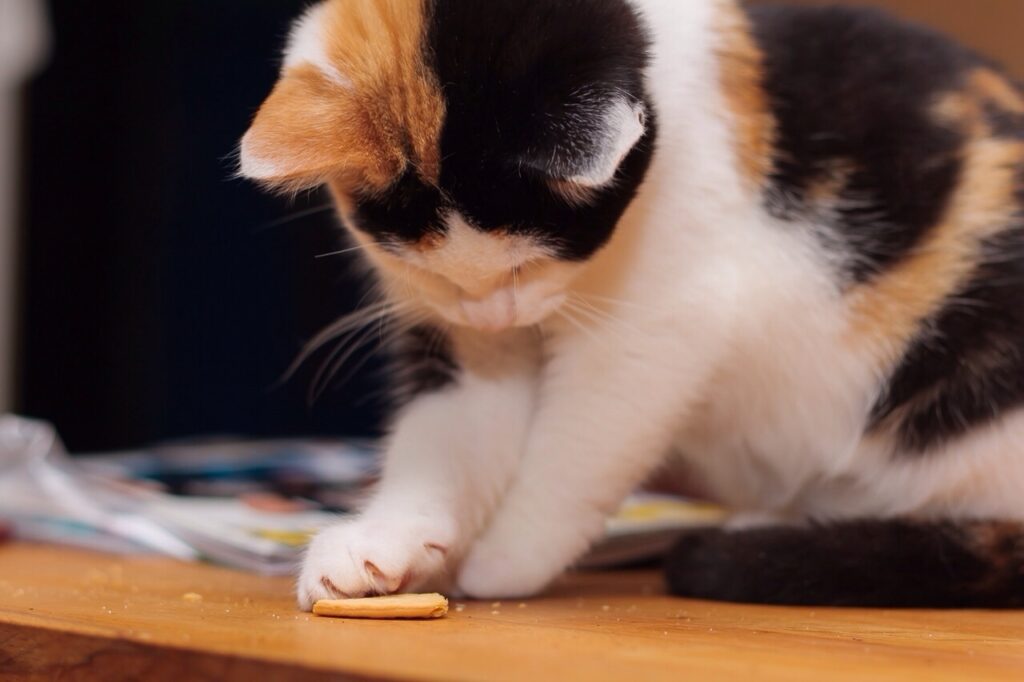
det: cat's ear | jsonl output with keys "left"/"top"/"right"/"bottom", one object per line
{"left": 238, "top": 67, "right": 400, "bottom": 193}
{"left": 521, "top": 96, "right": 648, "bottom": 204}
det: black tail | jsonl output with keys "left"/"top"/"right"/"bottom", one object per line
{"left": 665, "top": 520, "right": 1024, "bottom": 608}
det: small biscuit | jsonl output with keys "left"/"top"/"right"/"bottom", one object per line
{"left": 313, "top": 593, "right": 449, "bottom": 620}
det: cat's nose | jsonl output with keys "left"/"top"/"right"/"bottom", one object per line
{"left": 459, "top": 287, "right": 515, "bottom": 332}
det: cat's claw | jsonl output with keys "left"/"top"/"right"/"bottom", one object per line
{"left": 297, "top": 518, "right": 454, "bottom": 611}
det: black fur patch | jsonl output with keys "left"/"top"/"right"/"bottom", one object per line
{"left": 666, "top": 521, "right": 1024, "bottom": 608}
{"left": 871, "top": 196, "right": 1024, "bottom": 452}
{"left": 983, "top": 101, "right": 1024, "bottom": 140}
{"left": 346, "top": 0, "right": 656, "bottom": 262}
{"left": 350, "top": 169, "right": 448, "bottom": 247}
{"left": 747, "top": 5, "right": 973, "bottom": 283}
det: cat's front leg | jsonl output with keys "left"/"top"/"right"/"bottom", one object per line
{"left": 456, "top": 308, "right": 729, "bottom": 599}
{"left": 298, "top": 329, "right": 539, "bottom": 610}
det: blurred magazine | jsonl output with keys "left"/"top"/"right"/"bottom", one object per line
{"left": 0, "top": 415, "right": 723, "bottom": 574}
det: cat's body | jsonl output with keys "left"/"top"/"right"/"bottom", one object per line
{"left": 242, "top": 0, "right": 1024, "bottom": 608}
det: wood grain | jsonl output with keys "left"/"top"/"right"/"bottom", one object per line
{"left": 1, "top": 545, "right": 1023, "bottom": 681}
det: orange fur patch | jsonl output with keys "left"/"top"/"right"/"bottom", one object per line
{"left": 969, "top": 68, "right": 1024, "bottom": 115}
{"left": 806, "top": 159, "right": 857, "bottom": 205}
{"left": 318, "top": 0, "right": 444, "bottom": 185}
{"left": 714, "top": 0, "right": 776, "bottom": 189}
{"left": 244, "top": 0, "right": 444, "bottom": 194}
{"left": 414, "top": 231, "right": 446, "bottom": 253}
{"left": 846, "top": 88, "right": 1024, "bottom": 365}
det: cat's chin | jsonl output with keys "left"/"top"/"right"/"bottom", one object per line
{"left": 427, "top": 290, "right": 566, "bottom": 333}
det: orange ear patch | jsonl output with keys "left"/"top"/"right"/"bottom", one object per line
{"left": 714, "top": 0, "right": 776, "bottom": 190}
{"left": 240, "top": 0, "right": 444, "bottom": 194}
{"left": 241, "top": 65, "right": 405, "bottom": 192}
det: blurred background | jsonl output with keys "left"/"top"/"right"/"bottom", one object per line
{"left": 4, "top": 0, "right": 1024, "bottom": 453}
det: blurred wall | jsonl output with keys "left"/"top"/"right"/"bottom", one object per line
{"left": 0, "top": 0, "right": 47, "bottom": 412}
{"left": 747, "top": 0, "right": 1024, "bottom": 78}
{"left": 21, "top": 2, "right": 384, "bottom": 452}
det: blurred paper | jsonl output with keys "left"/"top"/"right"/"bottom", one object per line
{"left": 0, "top": 415, "right": 723, "bottom": 574}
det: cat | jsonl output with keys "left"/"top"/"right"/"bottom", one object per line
{"left": 240, "top": 0, "right": 1024, "bottom": 609}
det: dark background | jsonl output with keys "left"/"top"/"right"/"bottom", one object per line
{"left": 20, "top": 1, "right": 385, "bottom": 452}
{"left": 17, "top": 1, "right": 1024, "bottom": 453}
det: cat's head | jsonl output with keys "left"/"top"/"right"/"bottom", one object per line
{"left": 240, "top": 0, "right": 654, "bottom": 332}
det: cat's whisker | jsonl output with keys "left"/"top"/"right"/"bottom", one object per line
{"left": 577, "top": 292, "right": 667, "bottom": 316}
{"left": 427, "top": 319, "right": 453, "bottom": 357}
{"left": 565, "top": 295, "right": 640, "bottom": 344}
{"left": 311, "top": 307, "right": 435, "bottom": 403}
{"left": 329, "top": 315, "right": 438, "bottom": 402}
{"left": 315, "top": 244, "right": 374, "bottom": 259}
{"left": 349, "top": 311, "right": 442, "bottom": 409}
{"left": 316, "top": 240, "right": 405, "bottom": 259}
{"left": 511, "top": 266, "right": 521, "bottom": 311}
{"left": 565, "top": 304, "right": 630, "bottom": 349}
{"left": 254, "top": 203, "right": 335, "bottom": 233}
{"left": 309, "top": 323, "right": 382, "bottom": 403}
{"left": 401, "top": 263, "right": 419, "bottom": 300}
{"left": 557, "top": 305, "right": 612, "bottom": 352}
{"left": 280, "top": 300, "right": 411, "bottom": 386}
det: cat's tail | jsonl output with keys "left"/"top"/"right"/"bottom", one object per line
{"left": 665, "top": 519, "right": 1024, "bottom": 608}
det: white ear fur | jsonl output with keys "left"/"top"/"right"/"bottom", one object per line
{"left": 238, "top": 130, "right": 285, "bottom": 182}
{"left": 568, "top": 98, "right": 647, "bottom": 189}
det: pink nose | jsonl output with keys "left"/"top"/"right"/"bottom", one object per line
{"left": 460, "top": 288, "right": 516, "bottom": 332}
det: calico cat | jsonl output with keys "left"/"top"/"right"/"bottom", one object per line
{"left": 240, "top": 0, "right": 1024, "bottom": 609}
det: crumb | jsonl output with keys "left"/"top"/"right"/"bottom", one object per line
{"left": 518, "top": 603, "right": 527, "bottom": 609}
{"left": 601, "top": 605, "right": 611, "bottom": 612}
{"left": 455, "top": 603, "right": 466, "bottom": 612}
{"left": 491, "top": 602, "right": 502, "bottom": 609}
{"left": 491, "top": 610, "right": 501, "bottom": 615}
{"left": 182, "top": 592, "right": 203, "bottom": 603}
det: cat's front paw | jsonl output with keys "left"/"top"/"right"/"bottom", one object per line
{"left": 456, "top": 501, "right": 606, "bottom": 599}
{"left": 455, "top": 537, "right": 556, "bottom": 600}
{"left": 297, "top": 517, "right": 455, "bottom": 611}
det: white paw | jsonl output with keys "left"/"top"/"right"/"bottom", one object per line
{"left": 297, "top": 517, "right": 455, "bottom": 611}
{"left": 456, "top": 502, "right": 608, "bottom": 600}
{"left": 455, "top": 536, "right": 557, "bottom": 600}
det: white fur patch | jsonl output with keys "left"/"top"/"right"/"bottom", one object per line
{"left": 570, "top": 98, "right": 647, "bottom": 188}
{"left": 237, "top": 131, "right": 281, "bottom": 181}
{"left": 282, "top": 2, "right": 351, "bottom": 87}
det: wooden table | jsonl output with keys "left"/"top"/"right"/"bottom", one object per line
{"left": 1, "top": 544, "right": 1023, "bottom": 681}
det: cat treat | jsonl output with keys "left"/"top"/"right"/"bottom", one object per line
{"left": 313, "top": 593, "right": 449, "bottom": 620}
